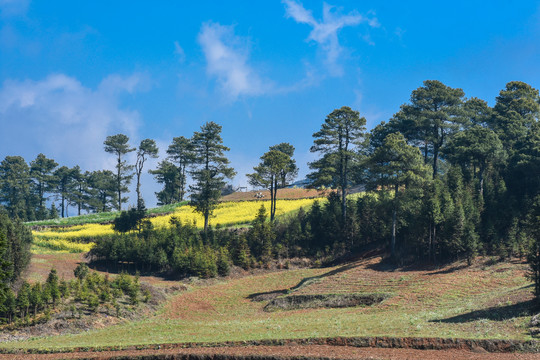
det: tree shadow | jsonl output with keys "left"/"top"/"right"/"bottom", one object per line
{"left": 431, "top": 299, "right": 537, "bottom": 323}
{"left": 365, "top": 256, "right": 473, "bottom": 274}
{"left": 246, "top": 249, "right": 384, "bottom": 301}
{"left": 88, "top": 259, "right": 178, "bottom": 279}
{"left": 426, "top": 264, "right": 469, "bottom": 275}
{"left": 364, "top": 257, "right": 435, "bottom": 273}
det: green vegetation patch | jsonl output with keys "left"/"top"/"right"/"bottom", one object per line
{"left": 25, "top": 201, "right": 187, "bottom": 227}
{"left": 264, "top": 293, "right": 391, "bottom": 312}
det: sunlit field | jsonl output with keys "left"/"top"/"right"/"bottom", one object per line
{"left": 150, "top": 198, "right": 322, "bottom": 228}
{"left": 31, "top": 198, "right": 323, "bottom": 253}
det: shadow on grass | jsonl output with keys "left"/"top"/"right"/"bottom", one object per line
{"left": 364, "top": 257, "right": 436, "bottom": 273}
{"left": 365, "top": 256, "right": 473, "bottom": 275}
{"left": 87, "top": 259, "right": 179, "bottom": 279}
{"left": 247, "top": 248, "right": 385, "bottom": 301}
{"left": 426, "top": 264, "right": 469, "bottom": 275}
{"left": 432, "top": 299, "right": 536, "bottom": 323}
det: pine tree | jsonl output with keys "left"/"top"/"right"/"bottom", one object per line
{"left": 135, "top": 139, "right": 159, "bottom": 208}
{"left": 104, "top": 134, "right": 135, "bottom": 211}
{"left": 46, "top": 268, "right": 60, "bottom": 307}
{"left": 29, "top": 154, "right": 58, "bottom": 219}
{"left": 248, "top": 145, "right": 297, "bottom": 221}
{"left": 166, "top": 136, "right": 195, "bottom": 202}
{"left": 189, "top": 122, "right": 235, "bottom": 231}
{"left": 308, "top": 106, "right": 367, "bottom": 222}
{"left": 0, "top": 156, "right": 33, "bottom": 220}
{"left": 367, "top": 132, "right": 428, "bottom": 260}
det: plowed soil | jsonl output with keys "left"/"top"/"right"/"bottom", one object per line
{"left": 221, "top": 188, "right": 330, "bottom": 201}
{"left": 0, "top": 344, "right": 539, "bottom": 360}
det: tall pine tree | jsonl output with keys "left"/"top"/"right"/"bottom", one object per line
{"left": 189, "top": 122, "right": 235, "bottom": 231}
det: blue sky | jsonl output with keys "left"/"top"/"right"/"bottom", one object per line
{"left": 1, "top": 0, "right": 539, "bottom": 207}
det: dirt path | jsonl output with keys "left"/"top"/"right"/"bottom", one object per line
{"left": 0, "top": 345, "right": 539, "bottom": 360}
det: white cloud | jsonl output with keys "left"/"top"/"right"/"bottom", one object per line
{"left": 0, "top": 73, "right": 144, "bottom": 171}
{"left": 283, "top": 0, "right": 379, "bottom": 76}
{"left": 198, "top": 22, "right": 269, "bottom": 100}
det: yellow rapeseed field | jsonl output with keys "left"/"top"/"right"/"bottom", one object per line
{"left": 31, "top": 198, "right": 323, "bottom": 251}
{"left": 33, "top": 223, "right": 115, "bottom": 241}
{"left": 150, "top": 198, "right": 322, "bottom": 228}
{"left": 32, "top": 237, "right": 95, "bottom": 253}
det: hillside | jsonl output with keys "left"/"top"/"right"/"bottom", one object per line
{"left": 2, "top": 253, "right": 535, "bottom": 353}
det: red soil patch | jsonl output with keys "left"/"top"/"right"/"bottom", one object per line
{"left": 25, "top": 253, "right": 84, "bottom": 283}
{"left": 221, "top": 188, "right": 330, "bottom": 201}
{"left": 1, "top": 344, "right": 539, "bottom": 360}
{"left": 25, "top": 253, "right": 184, "bottom": 289}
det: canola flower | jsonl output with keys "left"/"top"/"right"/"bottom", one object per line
{"left": 32, "top": 237, "right": 95, "bottom": 253}
{"left": 31, "top": 198, "right": 324, "bottom": 251}
{"left": 33, "top": 223, "right": 115, "bottom": 241}
{"left": 150, "top": 198, "right": 323, "bottom": 229}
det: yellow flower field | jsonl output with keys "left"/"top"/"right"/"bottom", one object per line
{"left": 31, "top": 198, "right": 323, "bottom": 251}
{"left": 150, "top": 198, "right": 322, "bottom": 228}
{"left": 32, "top": 237, "right": 95, "bottom": 253}
{"left": 33, "top": 223, "right": 115, "bottom": 241}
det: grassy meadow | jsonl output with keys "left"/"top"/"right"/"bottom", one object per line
{"left": 1, "top": 255, "right": 534, "bottom": 351}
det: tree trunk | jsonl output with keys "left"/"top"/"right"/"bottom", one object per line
{"left": 428, "top": 221, "right": 433, "bottom": 263}
{"left": 341, "top": 151, "right": 348, "bottom": 224}
{"left": 204, "top": 209, "right": 209, "bottom": 232}
{"left": 432, "top": 224, "right": 437, "bottom": 265}
{"left": 117, "top": 153, "right": 122, "bottom": 211}
{"left": 180, "top": 164, "right": 186, "bottom": 201}
{"left": 479, "top": 164, "right": 485, "bottom": 198}
{"left": 391, "top": 184, "right": 398, "bottom": 260}
{"left": 341, "top": 186, "right": 347, "bottom": 223}
{"left": 136, "top": 172, "right": 141, "bottom": 207}
{"left": 432, "top": 145, "right": 439, "bottom": 179}
{"left": 270, "top": 176, "right": 275, "bottom": 222}
{"left": 432, "top": 127, "right": 443, "bottom": 180}
{"left": 273, "top": 178, "right": 278, "bottom": 221}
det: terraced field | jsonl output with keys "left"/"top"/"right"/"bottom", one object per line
{"left": 3, "top": 254, "right": 535, "bottom": 352}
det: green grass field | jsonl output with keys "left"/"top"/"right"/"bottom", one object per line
{"left": 25, "top": 201, "right": 188, "bottom": 227}
{"left": 1, "top": 255, "right": 534, "bottom": 352}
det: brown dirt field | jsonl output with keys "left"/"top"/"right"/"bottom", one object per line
{"left": 25, "top": 253, "right": 187, "bottom": 289}
{"left": 221, "top": 188, "right": 330, "bottom": 201}
{"left": 0, "top": 345, "right": 539, "bottom": 360}
{"left": 292, "top": 255, "right": 533, "bottom": 310}
{"left": 25, "top": 253, "right": 84, "bottom": 283}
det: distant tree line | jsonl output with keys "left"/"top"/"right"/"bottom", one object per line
{"left": 0, "top": 121, "right": 236, "bottom": 226}
{"left": 0, "top": 135, "right": 159, "bottom": 221}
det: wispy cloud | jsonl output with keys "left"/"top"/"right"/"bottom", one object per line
{"left": 174, "top": 41, "right": 186, "bottom": 63}
{"left": 0, "top": 73, "right": 144, "bottom": 171}
{"left": 283, "top": 0, "right": 379, "bottom": 76}
{"left": 198, "top": 22, "right": 269, "bottom": 100}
